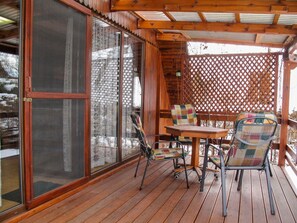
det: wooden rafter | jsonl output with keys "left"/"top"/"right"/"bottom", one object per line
{"left": 235, "top": 13, "right": 240, "bottom": 23}
{"left": 273, "top": 14, "right": 280, "bottom": 25}
{"left": 163, "top": 12, "right": 176, "bottom": 21}
{"left": 255, "top": 34, "right": 263, "bottom": 43}
{"left": 179, "top": 36, "right": 283, "bottom": 48}
{"left": 138, "top": 21, "right": 297, "bottom": 35}
{"left": 111, "top": 0, "right": 297, "bottom": 14}
{"left": 197, "top": 12, "right": 206, "bottom": 22}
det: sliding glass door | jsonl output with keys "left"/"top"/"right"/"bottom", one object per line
{"left": 91, "top": 18, "right": 144, "bottom": 172}
{"left": 24, "top": 0, "right": 90, "bottom": 202}
{"left": 0, "top": 0, "right": 22, "bottom": 213}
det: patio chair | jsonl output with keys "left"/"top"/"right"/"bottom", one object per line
{"left": 170, "top": 104, "right": 204, "bottom": 146}
{"left": 207, "top": 112, "right": 277, "bottom": 216}
{"left": 131, "top": 112, "right": 189, "bottom": 190}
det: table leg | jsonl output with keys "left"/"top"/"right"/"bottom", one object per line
{"left": 200, "top": 138, "right": 209, "bottom": 192}
{"left": 191, "top": 137, "right": 200, "bottom": 167}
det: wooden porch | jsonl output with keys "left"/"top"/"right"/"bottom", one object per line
{"left": 8, "top": 157, "right": 297, "bottom": 223}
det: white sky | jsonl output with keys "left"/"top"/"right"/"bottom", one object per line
{"left": 290, "top": 68, "right": 297, "bottom": 113}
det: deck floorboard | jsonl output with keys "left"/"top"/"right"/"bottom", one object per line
{"left": 16, "top": 158, "right": 297, "bottom": 223}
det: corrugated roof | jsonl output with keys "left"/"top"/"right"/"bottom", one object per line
{"left": 182, "top": 31, "right": 255, "bottom": 42}
{"left": 240, "top": 14, "right": 274, "bottom": 24}
{"left": 169, "top": 12, "right": 201, "bottom": 22}
{"left": 261, "top": 34, "right": 288, "bottom": 44}
{"left": 278, "top": 14, "right": 297, "bottom": 25}
{"left": 135, "top": 11, "right": 170, "bottom": 21}
{"left": 203, "top": 13, "right": 235, "bottom": 23}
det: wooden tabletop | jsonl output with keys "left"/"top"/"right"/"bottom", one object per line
{"left": 165, "top": 125, "right": 229, "bottom": 139}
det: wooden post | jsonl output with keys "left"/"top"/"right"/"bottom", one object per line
{"left": 279, "top": 59, "right": 292, "bottom": 166}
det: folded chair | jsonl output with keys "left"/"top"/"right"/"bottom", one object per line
{"left": 131, "top": 112, "right": 189, "bottom": 190}
{"left": 207, "top": 112, "right": 277, "bottom": 216}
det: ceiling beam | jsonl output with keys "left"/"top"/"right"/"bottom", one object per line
{"left": 157, "top": 33, "right": 189, "bottom": 41}
{"left": 111, "top": 0, "right": 297, "bottom": 14}
{"left": 183, "top": 37, "right": 283, "bottom": 48}
{"left": 138, "top": 21, "right": 297, "bottom": 35}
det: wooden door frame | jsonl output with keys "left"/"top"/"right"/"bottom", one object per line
{"left": 23, "top": 0, "right": 92, "bottom": 209}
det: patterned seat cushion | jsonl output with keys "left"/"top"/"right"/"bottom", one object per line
{"left": 170, "top": 104, "right": 197, "bottom": 143}
{"left": 152, "top": 147, "right": 187, "bottom": 160}
{"left": 170, "top": 104, "right": 197, "bottom": 126}
{"left": 227, "top": 112, "right": 277, "bottom": 167}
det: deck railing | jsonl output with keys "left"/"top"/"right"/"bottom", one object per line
{"left": 287, "top": 119, "right": 297, "bottom": 176}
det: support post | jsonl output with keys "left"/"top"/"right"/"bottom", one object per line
{"left": 279, "top": 59, "right": 292, "bottom": 166}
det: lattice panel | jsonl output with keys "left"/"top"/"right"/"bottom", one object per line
{"left": 123, "top": 58, "right": 133, "bottom": 106}
{"left": 182, "top": 54, "right": 278, "bottom": 114}
{"left": 91, "top": 58, "right": 120, "bottom": 104}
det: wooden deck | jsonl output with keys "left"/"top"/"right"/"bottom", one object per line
{"left": 10, "top": 157, "right": 297, "bottom": 223}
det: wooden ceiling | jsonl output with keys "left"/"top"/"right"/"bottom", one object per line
{"left": 111, "top": 0, "right": 297, "bottom": 48}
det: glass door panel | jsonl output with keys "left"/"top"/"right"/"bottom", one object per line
{"left": 32, "top": 99, "right": 84, "bottom": 197}
{"left": 0, "top": 0, "right": 22, "bottom": 212}
{"left": 91, "top": 19, "right": 120, "bottom": 172}
{"left": 0, "top": 53, "right": 21, "bottom": 211}
{"left": 29, "top": 0, "right": 88, "bottom": 198}
{"left": 122, "top": 35, "right": 143, "bottom": 159}
{"left": 32, "top": 0, "right": 86, "bottom": 93}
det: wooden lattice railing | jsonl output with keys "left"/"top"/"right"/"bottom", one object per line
{"left": 182, "top": 53, "right": 280, "bottom": 114}
{"left": 287, "top": 119, "right": 297, "bottom": 176}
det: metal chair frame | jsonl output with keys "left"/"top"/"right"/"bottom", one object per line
{"left": 208, "top": 115, "right": 277, "bottom": 216}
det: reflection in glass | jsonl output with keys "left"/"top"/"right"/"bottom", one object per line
{"left": 91, "top": 19, "right": 120, "bottom": 172}
{"left": 122, "top": 35, "right": 143, "bottom": 159}
{"left": 0, "top": 0, "right": 21, "bottom": 211}
{"left": 32, "top": 99, "right": 85, "bottom": 197}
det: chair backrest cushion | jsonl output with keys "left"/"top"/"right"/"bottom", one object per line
{"left": 130, "top": 112, "right": 151, "bottom": 154}
{"left": 227, "top": 112, "right": 277, "bottom": 167}
{"left": 170, "top": 104, "right": 197, "bottom": 126}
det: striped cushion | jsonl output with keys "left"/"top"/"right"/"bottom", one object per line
{"left": 131, "top": 112, "right": 150, "bottom": 148}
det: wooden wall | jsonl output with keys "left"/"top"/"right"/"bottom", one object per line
{"left": 159, "top": 68, "right": 172, "bottom": 135}
{"left": 158, "top": 41, "right": 187, "bottom": 105}
{"left": 143, "top": 43, "right": 161, "bottom": 140}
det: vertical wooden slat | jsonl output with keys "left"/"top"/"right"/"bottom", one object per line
{"left": 279, "top": 59, "right": 292, "bottom": 166}
{"left": 118, "top": 31, "right": 124, "bottom": 163}
{"left": 84, "top": 14, "right": 92, "bottom": 177}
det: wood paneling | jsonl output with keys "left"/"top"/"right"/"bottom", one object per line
{"left": 158, "top": 41, "right": 187, "bottom": 105}
{"left": 143, "top": 43, "right": 160, "bottom": 143}
{"left": 159, "top": 67, "right": 172, "bottom": 135}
